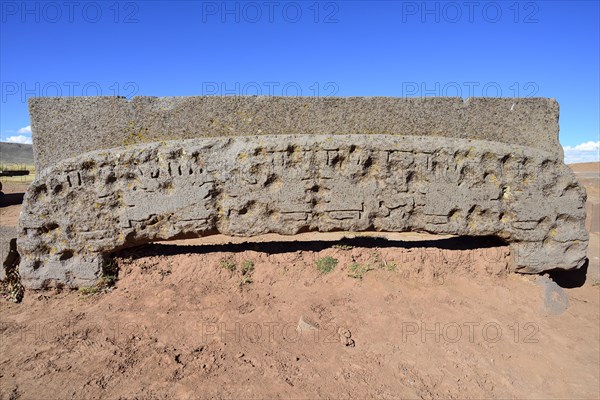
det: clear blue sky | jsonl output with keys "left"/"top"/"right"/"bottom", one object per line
{"left": 1, "top": 1, "right": 598, "bottom": 161}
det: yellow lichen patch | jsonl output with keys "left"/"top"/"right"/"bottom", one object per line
{"left": 291, "top": 150, "right": 303, "bottom": 163}
{"left": 123, "top": 121, "right": 151, "bottom": 146}
{"left": 114, "top": 192, "right": 124, "bottom": 207}
{"left": 449, "top": 210, "right": 461, "bottom": 222}
{"left": 454, "top": 152, "right": 467, "bottom": 165}
{"left": 467, "top": 219, "right": 478, "bottom": 230}
{"left": 86, "top": 244, "right": 96, "bottom": 252}
{"left": 467, "top": 146, "right": 477, "bottom": 159}
{"left": 367, "top": 163, "right": 381, "bottom": 176}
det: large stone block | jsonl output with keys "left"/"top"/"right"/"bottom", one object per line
{"left": 29, "top": 96, "right": 562, "bottom": 171}
{"left": 18, "top": 134, "right": 587, "bottom": 288}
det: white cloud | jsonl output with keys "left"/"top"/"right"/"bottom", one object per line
{"left": 564, "top": 140, "right": 600, "bottom": 164}
{"left": 564, "top": 141, "right": 600, "bottom": 152}
{"left": 5, "top": 135, "right": 32, "bottom": 144}
{"left": 17, "top": 125, "right": 31, "bottom": 134}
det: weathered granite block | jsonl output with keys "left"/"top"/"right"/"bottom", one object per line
{"left": 29, "top": 96, "right": 562, "bottom": 171}
{"left": 18, "top": 134, "right": 587, "bottom": 289}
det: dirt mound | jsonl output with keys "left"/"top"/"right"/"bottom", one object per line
{"left": 1, "top": 238, "right": 599, "bottom": 399}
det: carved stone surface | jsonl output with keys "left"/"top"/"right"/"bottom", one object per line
{"left": 18, "top": 135, "right": 587, "bottom": 288}
{"left": 29, "top": 96, "right": 563, "bottom": 170}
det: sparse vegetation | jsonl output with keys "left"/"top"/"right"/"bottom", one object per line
{"left": 98, "top": 275, "right": 117, "bottom": 287}
{"left": 368, "top": 250, "right": 397, "bottom": 271}
{"left": 220, "top": 257, "right": 237, "bottom": 271}
{"left": 347, "top": 250, "right": 397, "bottom": 279}
{"left": 78, "top": 286, "right": 101, "bottom": 296}
{"left": 384, "top": 262, "right": 397, "bottom": 272}
{"left": 239, "top": 260, "right": 255, "bottom": 287}
{"left": 240, "top": 274, "right": 253, "bottom": 286}
{"left": 316, "top": 256, "right": 338, "bottom": 274}
{"left": 332, "top": 244, "right": 354, "bottom": 250}
{"left": 241, "top": 260, "right": 255, "bottom": 275}
{"left": 78, "top": 272, "right": 117, "bottom": 296}
{"left": 219, "top": 257, "right": 255, "bottom": 287}
{"left": 348, "top": 262, "right": 373, "bottom": 279}
{"left": 369, "top": 250, "right": 383, "bottom": 267}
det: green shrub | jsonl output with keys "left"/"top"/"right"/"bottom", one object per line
{"left": 220, "top": 257, "right": 237, "bottom": 271}
{"left": 316, "top": 256, "right": 338, "bottom": 274}
{"left": 241, "top": 260, "right": 255, "bottom": 275}
{"left": 348, "top": 263, "right": 373, "bottom": 279}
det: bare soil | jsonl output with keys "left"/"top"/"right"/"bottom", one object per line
{"left": 1, "top": 165, "right": 599, "bottom": 399}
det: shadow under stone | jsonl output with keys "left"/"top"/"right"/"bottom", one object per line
{"left": 112, "top": 235, "right": 507, "bottom": 261}
{"left": 0, "top": 192, "right": 24, "bottom": 207}
{"left": 547, "top": 259, "right": 589, "bottom": 288}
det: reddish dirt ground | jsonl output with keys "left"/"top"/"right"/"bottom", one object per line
{"left": 0, "top": 163, "right": 599, "bottom": 399}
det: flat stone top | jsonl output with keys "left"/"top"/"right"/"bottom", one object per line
{"left": 29, "top": 96, "right": 562, "bottom": 170}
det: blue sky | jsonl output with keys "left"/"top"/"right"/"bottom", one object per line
{"left": 1, "top": 0, "right": 598, "bottom": 162}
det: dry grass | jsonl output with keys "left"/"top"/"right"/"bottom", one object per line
{"left": 0, "top": 163, "right": 36, "bottom": 184}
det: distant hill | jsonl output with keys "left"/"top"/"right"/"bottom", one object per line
{"left": 0, "top": 142, "right": 34, "bottom": 166}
